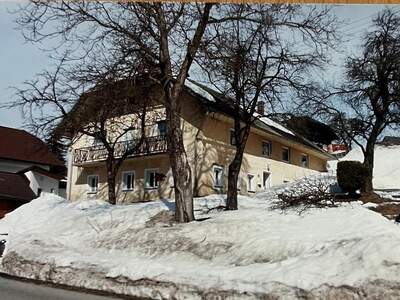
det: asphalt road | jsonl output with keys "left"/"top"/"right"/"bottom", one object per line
{"left": 0, "top": 275, "right": 124, "bottom": 300}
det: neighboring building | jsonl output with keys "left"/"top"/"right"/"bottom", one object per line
{"left": 0, "top": 126, "right": 66, "bottom": 217}
{"left": 66, "top": 79, "right": 335, "bottom": 203}
{"left": 378, "top": 136, "right": 400, "bottom": 146}
{"left": 324, "top": 143, "right": 349, "bottom": 159}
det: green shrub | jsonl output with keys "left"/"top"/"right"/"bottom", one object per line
{"left": 337, "top": 161, "right": 369, "bottom": 194}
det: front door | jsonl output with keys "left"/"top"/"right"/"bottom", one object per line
{"left": 263, "top": 172, "right": 271, "bottom": 190}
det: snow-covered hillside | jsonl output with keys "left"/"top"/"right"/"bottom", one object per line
{"left": 2, "top": 189, "right": 400, "bottom": 299}
{"left": 328, "top": 145, "right": 400, "bottom": 190}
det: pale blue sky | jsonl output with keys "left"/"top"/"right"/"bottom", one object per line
{"left": 0, "top": 2, "right": 397, "bottom": 130}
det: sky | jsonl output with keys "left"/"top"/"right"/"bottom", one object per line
{"left": 0, "top": 2, "right": 398, "bottom": 131}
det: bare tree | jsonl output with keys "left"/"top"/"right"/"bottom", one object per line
{"left": 198, "top": 4, "right": 337, "bottom": 210}
{"left": 15, "top": 1, "right": 215, "bottom": 221}
{"left": 9, "top": 56, "right": 154, "bottom": 205}
{"left": 310, "top": 9, "right": 400, "bottom": 192}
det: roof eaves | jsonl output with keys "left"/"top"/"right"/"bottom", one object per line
{"left": 185, "top": 80, "right": 335, "bottom": 159}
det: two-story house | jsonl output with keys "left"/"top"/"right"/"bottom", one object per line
{"left": 0, "top": 126, "right": 66, "bottom": 217}
{"left": 66, "top": 79, "right": 335, "bottom": 203}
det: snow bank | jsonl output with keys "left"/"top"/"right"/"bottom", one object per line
{"left": 2, "top": 191, "right": 400, "bottom": 299}
{"left": 327, "top": 145, "right": 400, "bottom": 190}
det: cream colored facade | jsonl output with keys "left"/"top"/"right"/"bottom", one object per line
{"left": 67, "top": 88, "right": 332, "bottom": 203}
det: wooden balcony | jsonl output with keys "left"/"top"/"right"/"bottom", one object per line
{"left": 73, "top": 135, "right": 168, "bottom": 165}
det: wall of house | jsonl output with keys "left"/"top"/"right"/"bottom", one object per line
{"left": 69, "top": 154, "right": 173, "bottom": 203}
{"left": 69, "top": 88, "right": 206, "bottom": 203}
{"left": 0, "top": 159, "right": 50, "bottom": 173}
{"left": 68, "top": 87, "right": 330, "bottom": 203}
{"left": 193, "top": 114, "right": 327, "bottom": 196}
{"left": 24, "top": 171, "right": 60, "bottom": 196}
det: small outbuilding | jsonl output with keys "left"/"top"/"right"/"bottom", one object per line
{"left": 0, "top": 126, "right": 66, "bottom": 217}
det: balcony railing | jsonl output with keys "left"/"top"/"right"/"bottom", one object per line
{"left": 73, "top": 135, "right": 168, "bottom": 165}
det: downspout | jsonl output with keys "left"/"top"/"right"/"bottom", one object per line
{"left": 66, "top": 147, "right": 73, "bottom": 201}
{"left": 193, "top": 129, "right": 201, "bottom": 197}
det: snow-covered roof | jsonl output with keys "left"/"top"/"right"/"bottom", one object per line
{"left": 185, "top": 80, "right": 332, "bottom": 157}
{"left": 184, "top": 80, "right": 215, "bottom": 102}
{"left": 185, "top": 80, "right": 295, "bottom": 135}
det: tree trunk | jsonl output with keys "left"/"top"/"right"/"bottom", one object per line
{"left": 226, "top": 124, "right": 250, "bottom": 210}
{"left": 106, "top": 157, "right": 117, "bottom": 205}
{"left": 155, "top": 3, "right": 213, "bottom": 222}
{"left": 362, "top": 140, "right": 376, "bottom": 193}
{"left": 226, "top": 152, "right": 242, "bottom": 210}
{"left": 165, "top": 89, "right": 194, "bottom": 223}
{"left": 362, "top": 125, "right": 380, "bottom": 193}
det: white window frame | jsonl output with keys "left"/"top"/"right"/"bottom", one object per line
{"left": 122, "top": 171, "right": 135, "bottom": 191}
{"left": 144, "top": 168, "right": 159, "bottom": 190}
{"left": 301, "top": 154, "right": 309, "bottom": 168}
{"left": 87, "top": 175, "right": 99, "bottom": 193}
{"left": 247, "top": 173, "right": 255, "bottom": 193}
{"left": 213, "top": 165, "right": 224, "bottom": 188}
{"left": 262, "top": 140, "right": 272, "bottom": 157}
{"left": 282, "top": 146, "right": 291, "bottom": 162}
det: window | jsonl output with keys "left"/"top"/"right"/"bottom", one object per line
{"left": 87, "top": 175, "right": 99, "bottom": 193}
{"left": 282, "top": 147, "right": 290, "bottom": 162}
{"left": 145, "top": 169, "right": 159, "bottom": 189}
{"left": 230, "top": 129, "right": 236, "bottom": 146}
{"left": 262, "top": 141, "right": 272, "bottom": 157}
{"left": 213, "top": 165, "right": 224, "bottom": 188}
{"left": 157, "top": 120, "right": 167, "bottom": 136}
{"left": 262, "top": 172, "right": 271, "bottom": 189}
{"left": 122, "top": 171, "right": 135, "bottom": 191}
{"left": 247, "top": 174, "right": 255, "bottom": 192}
{"left": 301, "top": 154, "right": 309, "bottom": 168}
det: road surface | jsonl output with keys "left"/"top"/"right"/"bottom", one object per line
{"left": 0, "top": 275, "right": 124, "bottom": 300}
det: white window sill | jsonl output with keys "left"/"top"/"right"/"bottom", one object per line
{"left": 145, "top": 187, "right": 158, "bottom": 190}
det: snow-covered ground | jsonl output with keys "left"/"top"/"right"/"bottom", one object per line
{"left": 2, "top": 183, "right": 400, "bottom": 299}
{"left": 328, "top": 145, "right": 400, "bottom": 191}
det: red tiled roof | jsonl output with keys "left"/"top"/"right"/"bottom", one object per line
{"left": 0, "top": 126, "right": 63, "bottom": 167}
{"left": 0, "top": 171, "right": 36, "bottom": 202}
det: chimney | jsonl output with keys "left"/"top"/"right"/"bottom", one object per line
{"left": 257, "top": 101, "right": 265, "bottom": 115}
